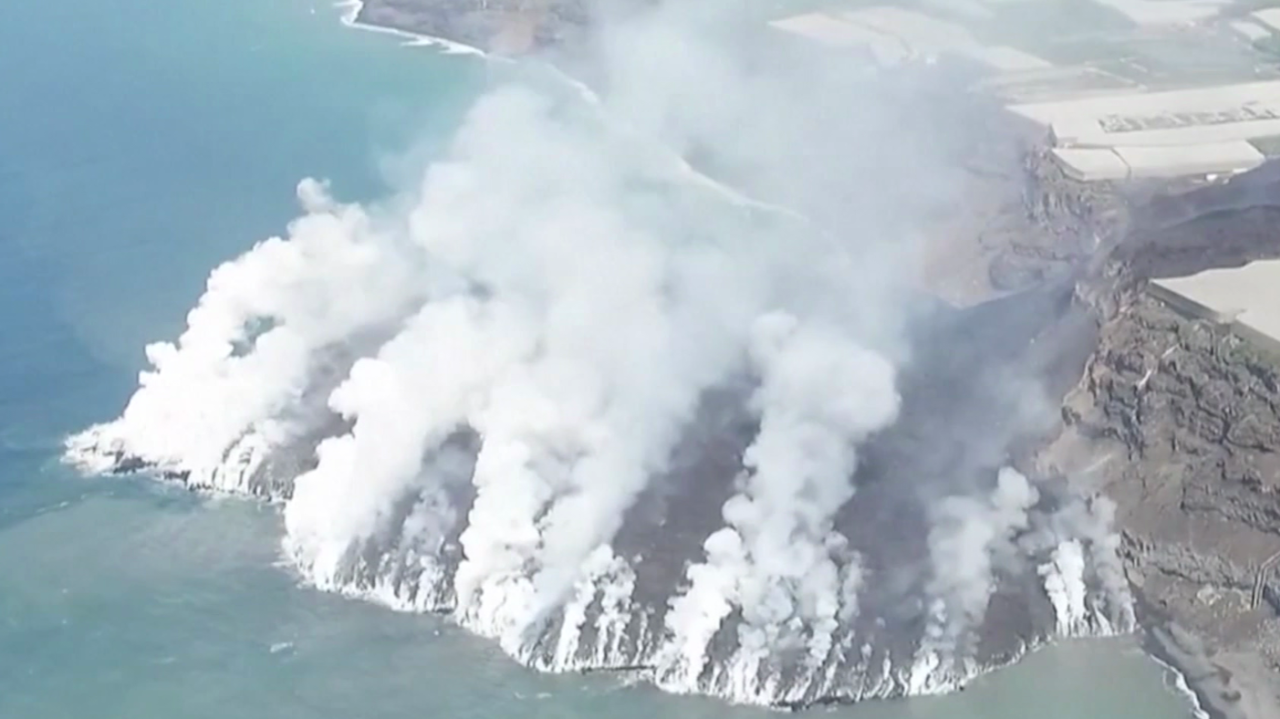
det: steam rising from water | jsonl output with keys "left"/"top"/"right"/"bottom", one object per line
{"left": 65, "top": 1, "right": 1136, "bottom": 706}
{"left": 663, "top": 313, "right": 899, "bottom": 687}
{"left": 925, "top": 468, "right": 1039, "bottom": 653}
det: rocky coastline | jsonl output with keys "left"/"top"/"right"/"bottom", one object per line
{"left": 352, "top": 0, "right": 598, "bottom": 55}
{"left": 1016, "top": 152, "right": 1280, "bottom": 719}
{"left": 908, "top": 133, "right": 1280, "bottom": 718}
{"left": 138, "top": 2, "right": 1280, "bottom": 716}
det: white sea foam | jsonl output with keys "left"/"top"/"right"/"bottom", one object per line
{"left": 1041, "top": 540, "right": 1090, "bottom": 636}
{"left": 1151, "top": 653, "right": 1213, "bottom": 719}
{"left": 335, "top": 0, "right": 487, "bottom": 56}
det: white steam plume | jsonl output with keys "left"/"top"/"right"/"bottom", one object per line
{"left": 59, "top": 0, "right": 1140, "bottom": 699}
{"left": 661, "top": 312, "right": 900, "bottom": 692}
{"left": 63, "top": 0, "right": 1026, "bottom": 702}
{"left": 283, "top": 295, "right": 534, "bottom": 590}
{"left": 65, "top": 181, "right": 422, "bottom": 491}
{"left": 252, "top": 85, "right": 902, "bottom": 657}
{"left": 923, "top": 467, "right": 1039, "bottom": 654}
{"left": 69, "top": 61, "right": 916, "bottom": 679}
{"left": 1040, "top": 539, "right": 1088, "bottom": 635}
{"left": 1033, "top": 491, "right": 1136, "bottom": 634}
{"left": 406, "top": 88, "right": 764, "bottom": 647}
{"left": 1078, "top": 495, "right": 1136, "bottom": 632}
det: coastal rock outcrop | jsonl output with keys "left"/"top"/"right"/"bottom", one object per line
{"left": 1042, "top": 293, "right": 1280, "bottom": 719}
{"left": 1027, "top": 162, "right": 1280, "bottom": 719}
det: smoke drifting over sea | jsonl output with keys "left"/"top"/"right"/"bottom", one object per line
{"left": 67, "top": 0, "right": 1135, "bottom": 707}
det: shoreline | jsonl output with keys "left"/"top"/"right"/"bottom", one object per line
{"left": 324, "top": 5, "right": 1258, "bottom": 718}
{"left": 1136, "top": 595, "right": 1239, "bottom": 719}
{"left": 335, "top": 0, "right": 487, "bottom": 56}
{"left": 1148, "top": 644, "right": 1213, "bottom": 719}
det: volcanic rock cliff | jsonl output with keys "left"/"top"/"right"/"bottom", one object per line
{"left": 1022, "top": 155, "right": 1280, "bottom": 719}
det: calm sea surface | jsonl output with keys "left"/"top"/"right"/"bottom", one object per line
{"left": 0, "top": 1, "right": 1196, "bottom": 717}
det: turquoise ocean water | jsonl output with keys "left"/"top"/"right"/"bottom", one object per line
{"left": 0, "top": 0, "right": 1197, "bottom": 717}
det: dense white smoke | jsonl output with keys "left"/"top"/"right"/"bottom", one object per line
{"left": 924, "top": 467, "right": 1039, "bottom": 653}
{"left": 922, "top": 466, "right": 1135, "bottom": 657}
{"left": 65, "top": 182, "right": 423, "bottom": 491}
{"left": 63, "top": 0, "right": 1145, "bottom": 706}
{"left": 1040, "top": 539, "right": 1088, "bottom": 635}
{"left": 71, "top": 79, "right": 904, "bottom": 660}
{"left": 283, "top": 294, "right": 533, "bottom": 592}
{"left": 1033, "top": 491, "right": 1136, "bottom": 634}
{"left": 1078, "top": 496, "right": 1136, "bottom": 631}
{"left": 661, "top": 313, "right": 899, "bottom": 688}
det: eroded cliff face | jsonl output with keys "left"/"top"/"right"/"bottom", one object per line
{"left": 1023, "top": 160, "right": 1280, "bottom": 718}
{"left": 1035, "top": 294, "right": 1280, "bottom": 718}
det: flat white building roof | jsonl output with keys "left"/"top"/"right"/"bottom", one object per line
{"left": 768, "top": 13, "right": 912, "bottom": 64}
{"left": 1051, "top": 148, "right": 1133, "bottom": 181}
{"left": 1114, "top": 141, "right": 1265, "bottom": 177}
{"left": 1010, "top": 80, "right": 1280, "bottom": 147}
{"left": 1152, "top": 260, "right": 1280, "bottom": 348}
{"left": 1253, "top": 8, "right": 1280, "bottom": 33}
{"left": 768, "top": 13, "right": 884, "bottom": 48}
{"left": 1231, "top": 19, "right": 1274, "bottom": 42}
{"left": 839, "top": 6, "right": 976, "bottom": 53}
{"left": 1094, "top": 0, "right": 1230, "bottom": 26}
{"left": 771, "top": 6, "right": 1052, "bottom": 73}
{"left": 1051, "top": 141, "right": 1265, "bottom": 181}
{"left": 1009, "top": 78, "right": 1280, "bottom": 181}
{"left": 962, "top": 44, "right": 1054, "bottom": 72}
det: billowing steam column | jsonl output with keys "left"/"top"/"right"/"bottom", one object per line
{"left": 65, "top": 83, "right": 1135, "bottom": 708}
